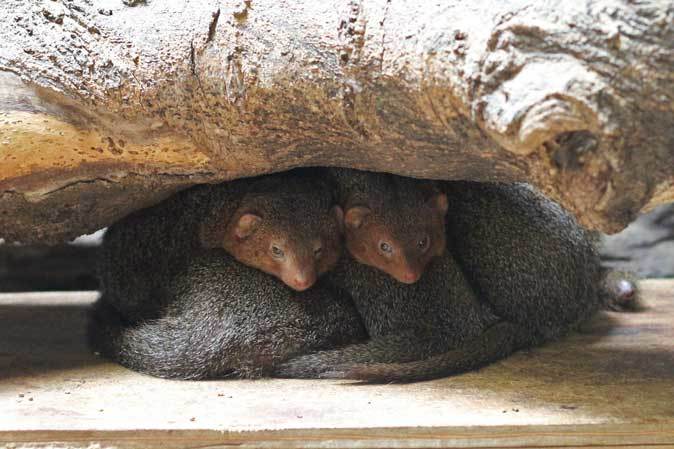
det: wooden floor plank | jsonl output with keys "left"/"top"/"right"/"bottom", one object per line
{"left": 0, "top": 280, "right": 672, "bottom": 448}
{"left": 2, "top": 425, "right": 674, "bottom": 449}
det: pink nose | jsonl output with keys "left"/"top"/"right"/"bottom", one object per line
{"left": 289, "top": 274, "right": 316, "bottom": 291}
{"left": 399, "top": 270, "right": 420, "bottom": 284}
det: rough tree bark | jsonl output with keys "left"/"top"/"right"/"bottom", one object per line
{"left": 0, "top": 0, "right": 672, "bottom": 243}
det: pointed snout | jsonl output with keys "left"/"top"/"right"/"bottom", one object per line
{"left": 392, "top": 261, "right": 423, "bottom": 284}
{"left": 282, "top": 264, "right": 318, "bottom": 291}
{"left": 396, "top": 270, "right": 421, "bottom": 284}
{"left": 289, "top": 274, "right": 316, "bottom": 291}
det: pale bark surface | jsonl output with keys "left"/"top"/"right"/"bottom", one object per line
{"left": 1, "top": 0, "right": 672, "bottom": 242}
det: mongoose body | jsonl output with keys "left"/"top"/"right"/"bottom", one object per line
{"left": 99, "top": 170, "right": 343, "bottom": 322}
{"left": 276, "top": 250, "right": 502, "bottom": 379}
{"left": 278, "top": 172, "right": 603, "bottom": 382}
{"left": 440, "top": 181, "right": 604, "bottom": 343}
{"left": 277, "top": 170, "right": 505, "bottom": 380}
{"left": 91, "top": 172, "right": 367, "bottom": 379}
{"left": 91, "top": 250, "right": 366, "bottom": 379}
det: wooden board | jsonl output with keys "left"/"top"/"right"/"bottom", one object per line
{"left": 0, "top": 280, "right": 673, "bottom": 448}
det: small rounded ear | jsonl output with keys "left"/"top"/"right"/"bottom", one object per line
{"left": 332, "top": 205, "right": 344, "bottom": 233}
{"left": 429, "top": 193, "right": 448, "bottom": 216}
{"left": 344, "top": 206, "right": 371, "bottom": 230}
{"left": 233, "top": 213, "right": 262, "bottom": 240}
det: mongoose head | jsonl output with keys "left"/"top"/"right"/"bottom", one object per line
{"left": 342, "top": 173, "right": 448, "bottom": 284}
{"left": 201, "top": 174, "right": 343, "bottom": 291}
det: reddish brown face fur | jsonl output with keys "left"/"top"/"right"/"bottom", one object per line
{"left": 344, "top": 192, "right": 448, "bottom": 284}
{"left": 220, "top": 206, "right": 343, "bottom": 291}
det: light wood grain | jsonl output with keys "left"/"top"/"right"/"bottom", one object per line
{"left": 0, "top": 280, "right": 672, "bottom": 448}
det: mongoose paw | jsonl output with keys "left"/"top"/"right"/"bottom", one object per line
{"left": 602, "top": 270, "right": 644, "bottom": 312}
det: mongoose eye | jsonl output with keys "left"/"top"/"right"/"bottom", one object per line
{"left": 417, "top": 236, "right": 429, "bottom": 252}
{"left": 314, "top": 245, "right": 323, "bottom": 259}
{"left": 379, "top": 241, "right": 393, "bottom": 254}
{"left": 270, "top": 245, "right": 285, "bottom": 259}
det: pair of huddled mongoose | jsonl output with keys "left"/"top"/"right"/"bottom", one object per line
{"left": 92, "top": 168, "right": 635, "bottom": 381}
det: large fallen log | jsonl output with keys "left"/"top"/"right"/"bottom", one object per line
{"left": 1, "top": 0, "right": 672, "bottom": 243}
